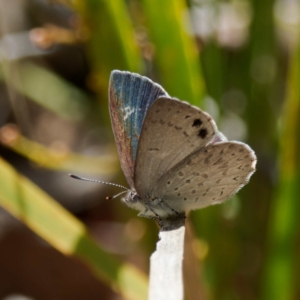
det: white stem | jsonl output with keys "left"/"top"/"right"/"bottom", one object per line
{"left": 149, "top": 218, "right": 185, "bottom": 300}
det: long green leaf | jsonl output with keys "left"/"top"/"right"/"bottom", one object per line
{"left": 0, "top": 157, "right": 148, "bottom": 300}
{"left": 0, "top": 125, "right": 118, "bottom": 174}
{"left": 142, "top": 0, "right": 204, "bottom": 105}
{"left": 73, "top": 0, "right": 142, "bottom": 85}
{"left": 0, "top": 62, "right": 91, "bottom": 121}
{"left": 262, "top": 43, "right": 300, "bottom": 300}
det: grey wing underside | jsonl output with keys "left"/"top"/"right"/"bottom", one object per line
{"left": 134, "top": 97, "right": 257, "bottom": 212}
{"left": 153, "top": 142, "right": 257, "bottom": 213}
{"left": 109, "top": 71, "right": 168, "bottom": 188}
{"left": 134, "top": 97, "right": 224, "bottom": 199}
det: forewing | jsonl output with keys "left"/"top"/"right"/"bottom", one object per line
{"left": 134, "top": 97, "right": 223, "bottom": 198}
{"left": 109, "top": 71, "right": 168, "bottom": 188}
{"left": 153, "top": 142, "right": 257, "bottom": 212}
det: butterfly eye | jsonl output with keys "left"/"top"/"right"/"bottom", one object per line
{"left": 130, "top": 193, "right": 140, "bottom": 203}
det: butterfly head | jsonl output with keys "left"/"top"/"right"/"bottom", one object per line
{"left": 122, "top": 190, "right": 144, "bottom": 211}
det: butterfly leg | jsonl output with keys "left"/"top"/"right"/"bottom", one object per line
{"left": 157, "top": 213, "right": 186, "bottom": 230}
{"left": 161, "top": 200, "right": 181, "bottom": 216}
{"left": 138, "top": 205, "right": 165, "bottom": 227}
{"left": 150, "top": 215, "right": 164, "bottom": 228}
{"left": 159, "top": 199, "right": 186, "bottom": 220}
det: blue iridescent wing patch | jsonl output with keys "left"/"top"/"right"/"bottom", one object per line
{"left": 109, "top": 70, "right": 168, "bottom": 188}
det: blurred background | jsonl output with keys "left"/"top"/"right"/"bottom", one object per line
{"left": 0, "top": 0, "right": 299, "bottom": 299}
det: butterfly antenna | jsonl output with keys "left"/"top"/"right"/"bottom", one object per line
{"left": 105, "top": 190, "right": 128, "bottom": 200}
{"left": 69, "top": 174, "right": 129, "bottom": 191}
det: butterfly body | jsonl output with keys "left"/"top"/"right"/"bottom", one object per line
{"left": 109, "top": 71, "right": 257, "bottom": 225}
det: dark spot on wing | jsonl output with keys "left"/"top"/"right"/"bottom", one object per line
{"left": 186, "top": 180, "right": 191, "bottom": 183}
{"left": 204, "top": 154, "right": 213, "bottom": 164}
{"left": 198, "top": 128, "right": 208, "bottom": 139}
{"left": 168, "top": 121, "right": 173, "bottom": 127}
{"left": 175, "top": 126, "right": 182, "bottom": 130}
{"left": 184, "top": 198, "right": 187, "bottom": 201}
{"left": 187, "top": 160, "right": 195, "bottom": 166}
{"left": 213, "top": 158, "right": 223, "bottom": 165}
{"left": 192, "top": 118, "right": 202, "bottom": 127}
{"left": 148, "top": 148, "right": 159, "bottom": 151}
{"left": 183, "top": 131, "right": 189, "bottom": 137}
{"left": 192, "top": 190, "right": 196, "bottom": 194}
{"left": 160, "top": 119, "right": 165, "bottom": 125}
{"left": 179, "top": 172, "right": 184, "bottom": 176}
{"left": 185, "top": 115, "right": 191, "bottom": 119}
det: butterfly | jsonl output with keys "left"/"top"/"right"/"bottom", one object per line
{"left": 108, "top": 70, "right": 256, "bottom": 227}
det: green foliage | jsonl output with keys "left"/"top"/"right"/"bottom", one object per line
{"left": 262, "top": 41, "right": 300, "bottom": 300}
{"left": 143, "top": 0, "right": 204, "bottom": 104}
{"left": 0, "top": 158, "right": 147, "bottom": 300}
{"left": 0, "top": 0, "right": 299, "bottom": 299}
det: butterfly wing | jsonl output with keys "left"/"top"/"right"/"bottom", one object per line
{"left": 134, "top": 97, "right": 224, "bottom": 199}
{"left": 152, "top": 141, "right": 256, "bottom": 212}
{"left": 109, "top": 71, "right": 168, "bottom": 188}
{"left": 134, "top": 97, "right": 256, "bottom": 211}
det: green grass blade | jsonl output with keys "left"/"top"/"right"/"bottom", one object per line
{"left": 1, "top": 62, "right": 91, "bottom": 121}
{"left": 73, "top": 0, "right": 142, "bottom": 86}
{"left": 262, "top": 44, "right": 300, "bottom": 300}
{"left": 0, "top": 157, "right": 148, "bottom": 300}
{"left": 70, "top": 0, "right": 144, "bottom": 126}
{"left": 0, "top": 125, "right": 119, "bottom": 174}
{"left": 142, "top": 0, "right": 204, "bottom": 105}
